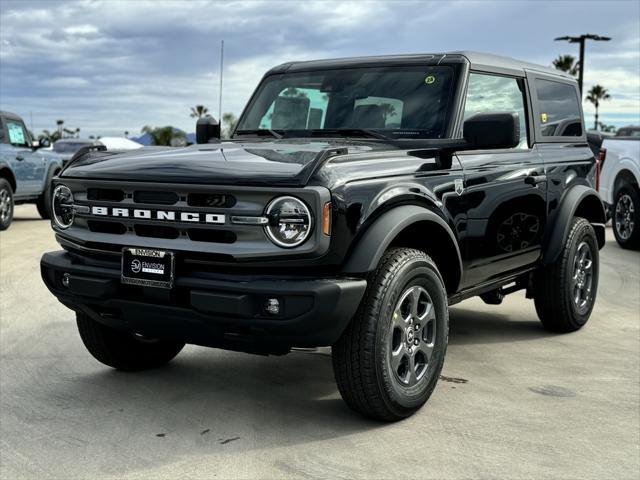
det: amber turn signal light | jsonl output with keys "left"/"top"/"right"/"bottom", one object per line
{"left": 323, "top": 202, "right": 332, "bottom": 236}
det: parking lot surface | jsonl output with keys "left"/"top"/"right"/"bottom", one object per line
{"left": 1, "top": 205, "right": 639, "bottom": 480}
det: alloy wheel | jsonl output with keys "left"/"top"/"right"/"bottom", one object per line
{"left": 388, "top": 285, "right": 437, "bottom": 387}
{"left": 572, "top": 241, "right": 594, "bottom": 311}
{"left": 615, "top": 193, "right": 635, "bottom": 240}
{"left": 0, "top": 188, "right": 11, "bottom": 224}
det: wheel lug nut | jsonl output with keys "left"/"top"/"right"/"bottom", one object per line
{"left": 414, "top": 324, "right": 420, "bottom": 330}
{"left": 414, "top": 339, "right": 419, "bottom": 345}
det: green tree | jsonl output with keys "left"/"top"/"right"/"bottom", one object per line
{"left": 585, "top": 85, "right": 611, "bottom": 130}
{"left": 141, "top": 126, "right": 186, "bottom": 146}
{"left": 222, "top": 112, "right": 238, "bottom": 139}
{"left": 190, "top": 105, "right": 210, "bottom": 118}
{"left": 598, "top": 122, "right": 617, "bottom": 133}
{"left": 552, "top": 55, "right": 579, "bottom": 76}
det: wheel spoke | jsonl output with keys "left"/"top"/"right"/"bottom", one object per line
{"left": 407, "top": 354, "right": 418, "bottom": 386}
{"left": 390, "top": 348, "right": 405, "bottom": 373}
{"left": 417, "top": 341, "right": 434, "bottom": 364}
{"left": 410, "top": 287, "right": 421, "bottom": 318}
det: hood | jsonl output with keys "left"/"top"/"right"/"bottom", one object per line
{"left": 61, "top": 140, "right": 377, "bottom": 187}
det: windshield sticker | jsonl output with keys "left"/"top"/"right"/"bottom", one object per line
{"left": 541, "top": 113, "right": 548, "bottom": 123}
{"left": 7, "top": 122, "right": 26, "bottom": 145}
{"left": 424, "top": 75, "right": 436, "bottom": 85}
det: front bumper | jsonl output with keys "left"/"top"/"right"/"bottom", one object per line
{"left": 41, "top": 251, "right": 367, "bottom": 353}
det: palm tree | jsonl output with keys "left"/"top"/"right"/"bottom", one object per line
{"left": 40, "top": 129, "right": 61, "bottom": 142}
{"left": 56, "top": 119, "right": 64, "bottom": 137}
{"left": 585, "top": 85, "right": 611, "bottom": 130}
{"left": 141, "top": 126, "right": 186, "bottom": 146}
{"left": 222, "top": 112, "right": 238, "bottom": 138}
{"left": 190, "top": 105, "right": 209, "bottom": 118}
{"left": 552, "top": 55, "right": 579, "bottom": 77}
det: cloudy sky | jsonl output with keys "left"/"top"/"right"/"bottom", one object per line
{"left": 1, "top": 0, "right": 638, "bottom": 138}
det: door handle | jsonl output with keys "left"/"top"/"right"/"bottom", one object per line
{"left": 524, "top": 175, "right": 547, "bottom": 186}
{"left": 15, "top": 155, "right": 24, "bottom": 161}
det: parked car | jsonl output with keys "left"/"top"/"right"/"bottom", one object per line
{"left": 53, "top": 139, "right": 104, "bottom": 166}
{"left": 0, "top": 111, "right": 64, "bottom": 230}
{"left": 598, "top": 129, "right": 640, "bottom": 249}
{"left": 41, "top": 52, "right": 605, "bottom": 420}
{"left": 615, "top": 126, "right": 640, "bottom": 138}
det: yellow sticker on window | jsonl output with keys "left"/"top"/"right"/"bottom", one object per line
{"left": 541, "top": 113, "right": 548, "bottom": 123}
{"left": 425, "top": 75, "right": 436, "bottom": 85}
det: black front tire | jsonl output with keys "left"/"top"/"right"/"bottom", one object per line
{"left": 612, "top": 185, "right": 640, "bottom": 250}
{"left": 332, "top": 248, "right": 448, "bottom": 421}
{"left": 0, "top": 178, "right": 14, "bottom": 231}
{"left": 36, "top": 168, "right": 59, "bottom": 220}
{"left": 76, "top": 313, "right": 185, "bottom": 371}
{"left": 534, "top": 217, "right": 599, "bottom": 332}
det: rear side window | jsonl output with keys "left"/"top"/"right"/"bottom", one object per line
{"left": 463, "top": 73, "right": 529, "bottom": 149}
{"left": 535, "top": 79, "right": 583, "bottom": 137}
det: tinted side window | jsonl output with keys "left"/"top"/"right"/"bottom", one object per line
{"left": 464, "top": 73, "right": 528, "bottom": 149}
{"left": 535, "top": 79, "right": 583, "bottom": 137}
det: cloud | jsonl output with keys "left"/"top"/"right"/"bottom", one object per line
{"left": 0, "top": 0, "right": 638, "bottom": 136}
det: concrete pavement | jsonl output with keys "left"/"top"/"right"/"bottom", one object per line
{"left": 1, "top": 205, "right": 639, "bottom": 479}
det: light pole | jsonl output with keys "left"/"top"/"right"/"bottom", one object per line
{"left": 554, "top": 34, "right": 611, "bottom": 93}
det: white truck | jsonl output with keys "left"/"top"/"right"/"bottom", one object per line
{"left": 599, "top": 126, "right": 640, "bottom": 249}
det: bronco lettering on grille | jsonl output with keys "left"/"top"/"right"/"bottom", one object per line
{"left": 90, "top": 206, "right": 225, "bottom": 224}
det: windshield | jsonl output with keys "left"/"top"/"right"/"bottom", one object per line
{"left": 53, "top": 141, "right": 95, "bottom": 154}
{"left": 236, "top": 65, "right": 458, "bottom": 140}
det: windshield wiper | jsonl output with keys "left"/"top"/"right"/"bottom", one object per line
{"left": 234, "top": 129, "right": 283, "bottom": 139}
{"left": 310, "top": 128, "right": 391, "bottom": 141}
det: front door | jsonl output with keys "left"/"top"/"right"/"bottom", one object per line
{"left": 456, "top": 72, "right": 547, "bottom": 289}
{"left": 4, "top": 117, "right": 43, "bottom": 195}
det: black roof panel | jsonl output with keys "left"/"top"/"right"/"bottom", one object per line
{"left": 267, "top": 51, "right": 574, "bottom": 82}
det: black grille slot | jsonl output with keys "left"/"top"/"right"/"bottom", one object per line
{"left": 134, "top": 224, "right": 180, "bottom": 239}
{"left": 188, "top": 229, "right": 236, "bottom": 244}
{"left": 87, "top": 221, "right": 126, "bottom": 235}
{"left": 187, "top": 193, "right": 235, "bottom": 208}
{"left": 134, "top": 190, "right": 179, "bottom": 205}
{"left": 87, "top": 188, "right": 125, "bottom": 202}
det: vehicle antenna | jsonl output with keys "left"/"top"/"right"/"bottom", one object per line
{"left": 219, "top": 39, "right": 224, "bottom": 122}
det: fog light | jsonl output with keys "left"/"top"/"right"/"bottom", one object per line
{"left": 62, "top": 273, "right": 71, "bottom": 288}
{"left": 264, "top": 298, "right": 280, "bottom": 315}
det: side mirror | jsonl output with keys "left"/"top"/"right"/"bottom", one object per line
{"left": 196, "top": 115, "right": 221, "bottom": 144}
{"left": 463, "top": 112, "right": 520, "bottom": 150}
{"left": 33, "top": 138, "right": 50, "bottom": 149}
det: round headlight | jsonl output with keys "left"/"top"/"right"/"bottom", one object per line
{"left": 264, "top": 196, "right": 312, "bottom": 248}
{"left": 52, "top": 185, "right": 74, "bottom": 229}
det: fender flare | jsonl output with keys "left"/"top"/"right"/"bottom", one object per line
{"left": 0, "top": 161, "right": 17, "bottom": 191}
{"left": 342, "top": 204, "right": 463, "bottom": 292}
{"left": 543, "top": 185, "right": 606, "bottom": 264}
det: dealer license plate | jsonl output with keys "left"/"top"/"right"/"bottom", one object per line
{"left": 121, "top": 248, "right": 175, "bottom": 289}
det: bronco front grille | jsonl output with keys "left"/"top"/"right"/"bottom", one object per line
{"left": 55, "top": 179, "right": 329, "bottom": 262}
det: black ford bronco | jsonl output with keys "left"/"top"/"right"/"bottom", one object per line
{"left": 41, "top": 52, "right": 605, "bottom": 421}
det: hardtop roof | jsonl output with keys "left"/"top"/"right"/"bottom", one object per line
{"left": 267, "top": 51, "right": 574, "bottom": 81}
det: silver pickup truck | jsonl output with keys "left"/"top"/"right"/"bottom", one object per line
{"left": 598, "top": 126, "right": 640, "bottom": 249}
{"left": 0, "top": 111, "right": 63, "bottom": 230}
